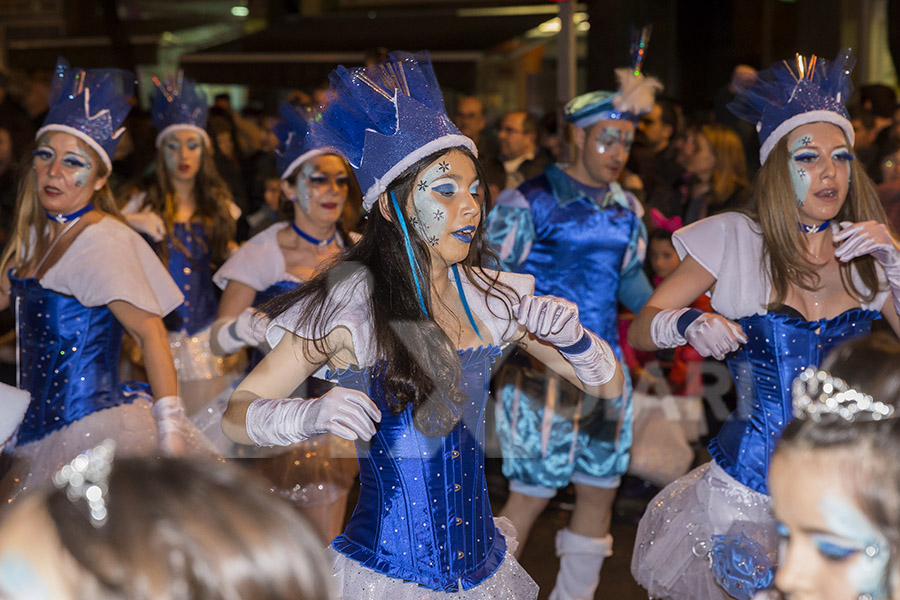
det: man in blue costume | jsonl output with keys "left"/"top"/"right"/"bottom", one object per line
{"left": 485, "top": 66, "right": 660, "bottom": 600}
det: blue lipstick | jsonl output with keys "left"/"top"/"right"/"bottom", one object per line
{"left": 452, "top": 226, "right": 475, "bottom": 243}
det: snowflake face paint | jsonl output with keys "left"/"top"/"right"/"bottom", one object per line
{"left": 785, "top": 122, "right": 852, "bottom": 222}
{"left": 409, "top": 150, "right": 481, "bottom": 265}
{"left": 595, "top": 126, "right": 635, "bottom": 155}
{"left": 32, "top": 131, "right": 104, "bottom": 217}
{"left": 821, "top": 494, "right": 892, "bottom": 599}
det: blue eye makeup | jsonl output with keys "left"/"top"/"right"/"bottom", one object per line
{"left": 832, "top": 151, "right": 855, "bottom": 162}
{"left": 776, "top": 523, "right": 790, "bottom": 538}
{"left": 812, "top": 535, "right": 861, "bottom": 562}
{"left": 431, "top": 182, "right": 458, "bottom": 197}
{"left": 791, "top": 152, "right": 819, "bottom": 163}
{"left": 62, "top": 155, "right": 89, "bottom": 169}
{"left": 32, "top": 148, "right": 54, "bottom": 162}
{"left": 468, "top": 181, "right": 481, "bottom": 197}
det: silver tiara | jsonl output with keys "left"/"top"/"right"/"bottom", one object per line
{"left": 51, "top": 439, "right": 116, "bottom": 527}
{"left": 792, "top": 367, "right": 895, "bottom": 422}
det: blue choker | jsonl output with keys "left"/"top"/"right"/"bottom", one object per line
{"left": 798, "top": 220, "right": 830, "bottom": 234}
{"left": 291, "top": 221, "right": 335, "bottom": 247}
{"left": 46, "top": 203, "right": 94, "bottom": 224}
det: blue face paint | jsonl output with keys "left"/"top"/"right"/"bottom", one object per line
{"left": 0, "top": 554, "right": 55, "bottom": 600}
{"left": 789, "top": 135, "right": 813, "bottom": 206}
{"left": 821, "top": 494, "right": 892, "bottom": 598}
{"left": 595, "top": 126, "right": 634, "bottom": 155}
{"left": 412, "top": 162, "right": 452, "bottom": 247}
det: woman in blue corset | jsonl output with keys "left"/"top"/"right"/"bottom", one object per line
{"left": 629, "top": 50, "right": 900, "bottom": 600}
{"left": 0, "top": 61, "right": 189, "bottom": 504}
{"left": 119, "top": 76, "right": 237, "bottom": 417}
{"left": 209, "top": 101, "right": 360, "bottom": 542}
{"left": 222, "top": 51, "right": 624, "bottom": 598}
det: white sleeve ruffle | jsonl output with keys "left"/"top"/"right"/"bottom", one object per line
{"left": 41, "top": 217, "right": 183, "bottom": 317}
{"left": 213, "top": 222, "right": 291, "bottom": 292}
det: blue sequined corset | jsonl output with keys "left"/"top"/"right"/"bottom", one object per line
{"left": 166, "top": 222, "right": 217, "bottom": 334}
{"left": 10, "top": 274, "right": 143, "bottom": 445}
{"left": 329, "top": 345, "right": 507, "bottom": 592}
{"left": 518, "top": 178, "right": 637, "bottom": 347}
{"left": 254, "top": 280, "right": 298, "bottom": 307}
{"left": 709, "top": 309, "right": 878, "bottom": 494}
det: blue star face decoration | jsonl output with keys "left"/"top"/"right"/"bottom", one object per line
{"left": 433, "top": 208, "right": 445, "bottom": 220}
{"left": 417, "top": 179, "right": 428, "bottom": 192}
{"left": 437, "top": 161, "right": 450, "bottom": 173}
{"left": 427, "top": 234, "right": 440, "bottom": 246}
{"left": 799, "top": 135, "right": 812, "bottom": 146}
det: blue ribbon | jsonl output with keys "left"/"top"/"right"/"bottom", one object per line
{"left": 452, "top": 264, "right": 482, "bottom": 341}
{"left": 46, "top": 202, "right": 94, "bottom": 224}
{"left": 390, "top": 191, "right": 429, "bottom": 317}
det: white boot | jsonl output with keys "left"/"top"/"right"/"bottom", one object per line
{"left": 548, "top": 528, "right": 613, "bottom": 600}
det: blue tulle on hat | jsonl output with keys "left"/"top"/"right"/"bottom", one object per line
{"left": 37, "top": 58, "right": 134, "bottom": 171}
{"left": 150, "top": 74, "right": 211, "bottom": 148}
{"left": 274, "top": 102, "right": 342, "bottom": 180}
{"left": 728, "top": 49, "right": 855, "bottom": 165}
{"left": 310, "top": 51, "right": 475, "bottom": 211}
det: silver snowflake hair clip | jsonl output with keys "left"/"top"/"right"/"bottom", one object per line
{"left": 792, "top": 367, "right": 895, "bottom": 422}
{"left": 51, "top": 439, "right": 116, "bottom": 527}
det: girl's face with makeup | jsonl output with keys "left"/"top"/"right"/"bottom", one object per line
{"left": 281, "top": 154, "right": 349, "bottom": 228}
{"left": 785, "top": 122, "right": 854, "bottom": 225}
{"left": 771, "top": 451, "right": 897, "bottom": 600}
{"left": 407, "top": 150, "right": 482, "bottom": 266}
{"left": 0, "top": 496, "right": 78, "bottom": 600}
{"left": 162, "top": 129, "right": 204, "bottom": 183}
{"left": 32, "top": 132, "right": 107, "bottom": 217}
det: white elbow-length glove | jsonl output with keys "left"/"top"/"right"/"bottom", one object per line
{"left": 834, "top": 220, "right": 900, "bottom": 316}
{"left": 245, "top": 387, "right": 382, "bottom": 447}
{"left": 517, "top": 293, "right": 617, "bottom": 386}
{"left": 651, "top": 308, "right": 747, "bottom": 361}
{"left": 153, "top": 395, "right": 189, "bottom": 456}
{"left": 215, "top": 307, "right": 270, "bottom": 355}
{"left": 124, "top": 211, "right": 166, "bottom": 242}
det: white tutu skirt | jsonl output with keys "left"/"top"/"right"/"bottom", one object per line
{"left": 169, "top": 326, "right": 225, "bottom": 382}
{"left": 328, "top": 517, "right": 538, "bottom": 599}
{"left": 632, "top": 461, "right": 777, "bottom": 600}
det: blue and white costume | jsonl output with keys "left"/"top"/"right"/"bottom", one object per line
{"left": 211, "top": 222, "right": 356, "bottom": 505}
{"left": 631, "top": 212, "right": 888, "bottom": 600}
{"left": 1, "top": 217, "right": 184, "bottom": 504}
{"left": 267, "top": 267, "right": 539, "bottom": 598}
{"left": 486, "top": 168, "right": 652, "bottom": 495}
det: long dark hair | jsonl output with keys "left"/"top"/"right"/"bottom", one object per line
{"left": 266, "top": 147, "right": 514, "bottom": 437}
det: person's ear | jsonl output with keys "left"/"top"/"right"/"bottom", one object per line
{"left": 280, "top": 178, "right": 296, "bottom": 201}
{"left": 93, "top": 175, "right": 109, "bottom": 193}
{"left": 571, "top": 126, "right": 586, "bottom": 148}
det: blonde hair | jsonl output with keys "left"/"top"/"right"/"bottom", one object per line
{"left": 700, "top": 123, "right": 749, "bottom": 207}
{"left": 753, "top": 133, "right": 890, "bottom": 308}
{"left": 0, "top": 133, "right": 121, "bottom": 278}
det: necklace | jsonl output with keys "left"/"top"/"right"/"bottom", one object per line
{"left": 46, "top": 203, "right": 94, "bottom": 224}
{"left": 798, "top": 219, "right": 830, "bottom": 234}
{"left": 291, "top": 221, "right": 335, "bottom": 247}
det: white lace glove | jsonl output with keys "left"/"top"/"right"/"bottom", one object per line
{"left": 125, "top": 211, "right": 166, "bottom": 242}
{"left": 215, "top": 308, "right": 270, "bottom": 354}
{"left": 153, "top": 395, "right": 189, "bottom": 456}
{"left": 517, "top": 293, "right": 617, "bottom": 386}
{"left": 245, "top": 386, "right": 381, "bottom": 447}
{"left": 651, "top": 308, "right": 747, "bottom": 360}
{"left": 834, "top": 220, "right": 900, "bottom": 314}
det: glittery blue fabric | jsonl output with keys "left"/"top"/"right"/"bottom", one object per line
{"left": 710, "top": 532, "right": 775, "bottom": 600}
{"left": 727, "top": 49, "right": 854, "bottom": 147}
{"left": 274, "top": 102, "right": 325, "bottom": 177}
{"left": 327, "top": 345, "right": 507, "bottom": 592}
{"left": 10, "top": 274, "right": 147, "bottom": 446}
{"left": 485, "top": 167, "right": 650, "bottom": 486}
{"left": 310, "top": 51, "right": 474, "bottom": 208}
{"left": 150, "top": 75, "right": 209, "bottom": 135}
{"left": 165, "top": 222, "right": 217, "bottom": 335}
{"left": 42, "top": 58, "right": 133, "bottom": 161}
{"left": 710, "top": 308, "right": 879, "bottom": 494}
{"left": 254, "top": 280, "right": 299, "bottom": 307}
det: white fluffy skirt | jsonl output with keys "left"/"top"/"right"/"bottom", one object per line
{"left": 631, "top": 461, "right": 777, "bottom": 600}
{"left": 329, "top": 517, "right": 539, "bottom": 599}
{"left": 169, "top": 326, "right": 225, "bottom": 382}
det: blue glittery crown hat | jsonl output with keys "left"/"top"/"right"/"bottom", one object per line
{"left": 150, "top": 73, "right": 211, "bottom": 149}
{"left": 564, "top": 25, "right": 662, "bottom": 128}
{"left": 274, "top": 102, "right": 343, "bottom": 180}
{"left": 728, "top": 49, "right": 855, "bottom": 165}
{"left": 310, "top": 50, "right": 476, "bottom": 211}
{"left": 37, "top": 58, "right": 134, "bottom": 172}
